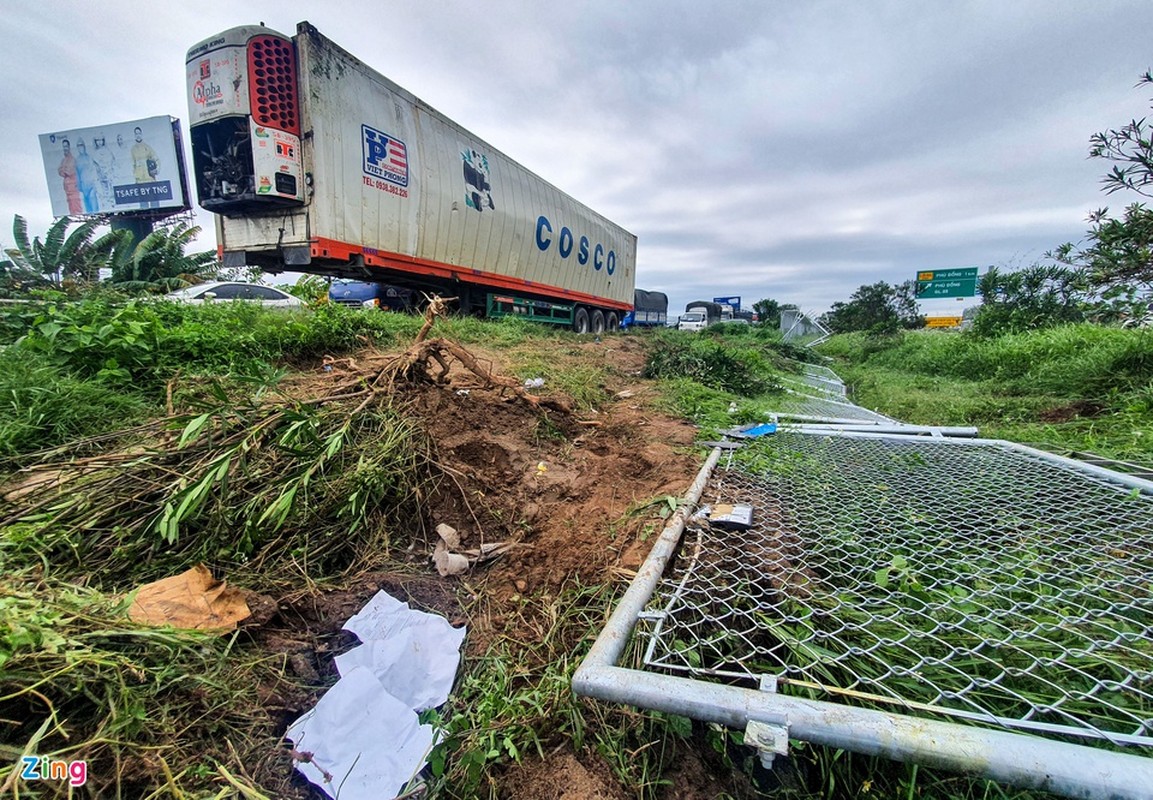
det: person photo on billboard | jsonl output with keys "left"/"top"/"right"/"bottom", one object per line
{"left": 57, "top": 138, "right": 82, "bottom": 215}
{"left": 114, "top": 133, "right": 132, "bottom": 183}
{"left": 75, "top": 139, "right": 100, "bottom": 213}
{"left": 131, "top": 126, "right": 160, "bottom": 208}
{"left": 92, "top": 136, "right": 116, "bottom": 209}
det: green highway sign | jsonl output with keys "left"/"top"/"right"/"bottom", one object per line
{"left": 916, "top": 267, "right": 979, "bottom": 283}
{"left": 915, "top": 278, "right": 977, "bottom": 299}
{"left": 915, "top": 267, "right": 980, "bottom": 299}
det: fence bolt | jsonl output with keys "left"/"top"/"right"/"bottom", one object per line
{"left": 745, "top": 720, "right": 789, "bottom": 769}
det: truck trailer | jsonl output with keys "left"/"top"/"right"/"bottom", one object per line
{"left": 185, "top": 22, "right": 636, "bottom": 334}
{"left": 620, "top": 289, "right": 668, "bottom": 329}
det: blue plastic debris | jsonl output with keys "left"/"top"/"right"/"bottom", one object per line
{"left": 741, "top": 422, "right": 777, "bottom": 438}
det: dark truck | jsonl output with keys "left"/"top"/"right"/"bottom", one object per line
{"left": 679, "top": 300, "right": 725, "bottom": 331}
{"left": 620, "top": 289, "right": 668, "bottom": 329}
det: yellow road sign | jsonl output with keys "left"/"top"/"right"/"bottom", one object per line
{"left": 925, "top": 316, "right": 963, "bottom": 328}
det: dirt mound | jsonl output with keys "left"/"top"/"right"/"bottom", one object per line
{"left": 240, "top": 332, "right": 703, "bottom": 798}
{"left": 499, "top": 750, "right": 629, "bottom": 800}
{"left": 401, "top": 337, "right": 697, "bottom": 597}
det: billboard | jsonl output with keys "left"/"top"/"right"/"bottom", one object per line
{"left": 39, "top": 116, "right": 190, "bottom": 217}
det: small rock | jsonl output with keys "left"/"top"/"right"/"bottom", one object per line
{"left": 288, "top": 652, "right": 320, "bottom": 683}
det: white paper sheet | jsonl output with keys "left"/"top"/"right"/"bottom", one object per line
{"left": 285, "top": 590, "right": 467, "bottom": 799}
{"left": 285, "top": 666, "right": 434, "bottom": 800}
{"left": 336, "top": 591, "right": 467, "bottom": 711}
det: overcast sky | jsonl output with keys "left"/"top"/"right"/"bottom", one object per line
{"left": 3, "top": 1, "right": 1153, "bottom": 316}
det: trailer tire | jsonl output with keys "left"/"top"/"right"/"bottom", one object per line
{"left": 605, "top": 311, "right": 620, "bottom": 331}
{"left": 591, "top": 309, "right": 605, "bottom": 334}
{"left": 573, "top": 307, "right": 590, "bottom": 334}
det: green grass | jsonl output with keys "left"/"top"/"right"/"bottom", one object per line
{"left": 0, "top": 354, "right": 151, "bottom": 457}
{"left": 2, "top": 303, "right": 1116, "bottom": 799}
{"left": 0, "top": 571, "right": 284, "bottom": 798}
{"left": 818, "top": 326, "right": 1153, "bottom": 460}
{"left": 425, "top": 580, "right": 689, "bottom": 800}
{"left": 0, "top": 301, "right": 612, "bottom": 459}
{"left": 1, "top": 397, "right": 438, "bottom": 590}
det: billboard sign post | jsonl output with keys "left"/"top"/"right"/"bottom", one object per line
{"left": 915, "top": 268, "right": 979, "bottom": 300}
{"left": 39, "top": 116, "right": 190, "bottom": 218}
{"left": 713, "top": 296, "right": 741, "bottom": 311}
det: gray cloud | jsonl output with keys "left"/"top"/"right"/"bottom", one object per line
{"left": 2, "top": 0, "right": 1152, "bottom": 318}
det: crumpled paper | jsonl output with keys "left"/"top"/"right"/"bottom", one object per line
{"left": 285, "top": 590, "right": 466, "bottom": 799}
{"left": 335, "top": 591, "right": 467, "bottom": 711}
{"left": 285, "top": 666, "right": 434, "bottom": 799}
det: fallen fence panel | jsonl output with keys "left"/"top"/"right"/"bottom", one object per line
{"left": 576, "top": 412, "right": 1153, "bottom": 797}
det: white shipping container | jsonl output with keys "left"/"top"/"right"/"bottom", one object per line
{"left": 187, "top": 22, "right": 636, "bottom": 318}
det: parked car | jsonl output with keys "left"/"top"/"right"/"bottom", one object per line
{"left": 328, "top": 279, "right": 414, "bottom": 311}
{"left": 166, "top": 282, "right": 304, "bottom": 307}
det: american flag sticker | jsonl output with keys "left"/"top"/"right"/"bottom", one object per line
{"left": 362, "top": 124, "right": 409, "bottom": 187}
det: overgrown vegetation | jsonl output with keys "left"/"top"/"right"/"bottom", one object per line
{"left": 0, "top": 571, "right": 285, "bottom": 798}
{"left": 643, "top": 328, "right": 781, "bottom": 397}
{"left": 1, "top": 215, "right": 218, "bottom": 296}
{"left": 0, "top": 299, "right": 421, "bottom": 457}
{"left": 819, "top": 325, "right": 1153, "bottom": 459}
{"left": 638, "top": 327, "right": 835, "bottom": 439}
{"left": 818, "top": 280, "right": 924, "bottom": 335}
{"left": 0, "top": 290, "right": 1128, "bottom": 800}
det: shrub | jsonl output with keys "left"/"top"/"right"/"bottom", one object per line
{"left": 643, "top": 330, "right": 779, "bottom": 397}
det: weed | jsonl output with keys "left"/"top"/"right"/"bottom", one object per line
{"left": 0, "top": 571, "right": 286, "bottom": 798}
{"left": 643, "top": 330, "right": 780, "bottom": 397}
{"left": 1, "top": 391, "right": 438, "bottom": 588}
{"left": 818, "top": 326, "right": 1153, "bottom": 460}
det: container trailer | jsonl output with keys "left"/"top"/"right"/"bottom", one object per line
{"left": 186, "top": 22, "right": 636, "bottom": 333}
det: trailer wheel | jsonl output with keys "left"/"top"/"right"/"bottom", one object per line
{"left": 591, "top": 309, "right": 605, "bottom": 334}
{"left": 605, "top": 311, "right": 620, "bottom": 331}
{"left": 573, "top": 307, "right": 590, "bottom": 334}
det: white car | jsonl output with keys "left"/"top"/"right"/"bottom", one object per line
{"left": 166, "top": 282, "right": 304, "bottom": 307}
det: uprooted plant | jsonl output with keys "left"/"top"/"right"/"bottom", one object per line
{"left": 0, "top": 298, "right": 573, "bottom": 588}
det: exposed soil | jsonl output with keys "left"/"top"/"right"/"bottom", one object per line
{"left": 238, "top": 332, "right": 728, "bottom": 798}
{"left": 1037, "top": 399, "right": 1106, "bottom": 422}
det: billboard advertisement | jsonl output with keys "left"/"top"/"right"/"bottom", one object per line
{"left": 39, "top": 116, "right": 190, "bottom": 217}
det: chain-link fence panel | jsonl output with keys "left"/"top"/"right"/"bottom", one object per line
{"left": 771, "top": 390, "right": 897, "bottom": 424}
{"left": 640, "top": 430, "right": 1153, "bottom": 747}
{"left": 779, "top": 373, "right": 846, "bottom": 400}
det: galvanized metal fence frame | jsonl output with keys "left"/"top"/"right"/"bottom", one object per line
{"left": 574, "top": 433, "right": 1153, "bottom": 799}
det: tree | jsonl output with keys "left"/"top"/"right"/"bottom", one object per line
{"left": 1088, "top": 71, "right": 1153, "bottom": 198}
{"left": 1052, "top": 204, "right": 1153, "bottom": 297}
{"left": 3, "top": 214, "right": 124, "bottom": 287}
{"left": 971, "top": 264, "right": 1085, "bottom": 336}
{"left": 752, "top": 297, "right": 782, "bottom": 328}
{"left": 1051, "top": 72, "right": 1153, "bottom": 309}
{"left": 820, "top": 281, "right": 923, "bottom": 334}
{"left": 110, "top": 221, "right": 218, "bottom": 290}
